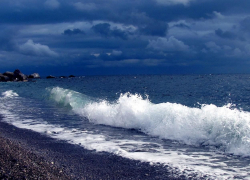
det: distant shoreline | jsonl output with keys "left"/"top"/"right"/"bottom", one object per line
{"left": 0, "top": 119, "right": 177, "bottom": 180}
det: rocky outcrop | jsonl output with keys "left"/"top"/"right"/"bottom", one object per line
{"left": 46, "top": 75, "right": 56, "bottom": 79}
{"left": 3, "top": 72, "right": 14, "bottom": 81}
{"left": 0, "top": 69, "right": 40, "bottom": 82}
{"left": 0, "top": 69, "right": 77, "bottom": 82}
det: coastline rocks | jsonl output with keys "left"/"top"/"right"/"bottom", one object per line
{"left": 0, "top": 69, "right": 39, "bottom": 82}
{"left": 0, "top": 69, "right": 76, "bottom": 82}
{"left": 46, "top": 75, "right": 56, "bottom": 79}
{"left": 28, "top": 73, "right": 40, "bottom": 79}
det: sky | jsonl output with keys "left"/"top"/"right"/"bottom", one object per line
{"left": 1, "top": 0, "right": 250, "bottom": 76}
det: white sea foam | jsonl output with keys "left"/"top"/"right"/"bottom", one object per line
{"left": 49, "top": 87, "right": 250, "bottom": 156}
{"left": 1, "top": 90, "right": 19, "bottom": 98}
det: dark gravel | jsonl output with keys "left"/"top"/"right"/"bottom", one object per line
{"left": 0, "top": 135, "right": 70, "bottom": 180}
{"left": 0, "top": 120, "right": 181, "bottom": 180}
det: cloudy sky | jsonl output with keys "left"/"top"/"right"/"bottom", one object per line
{"left": 1, "top": 0, "right": 250, "bottom": 76}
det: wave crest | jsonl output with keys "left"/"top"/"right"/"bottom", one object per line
{"left": 48, "top": 87, "right": 250, "bottom": 156}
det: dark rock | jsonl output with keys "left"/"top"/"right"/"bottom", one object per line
{"left": 17, "top": 73, "right": 28, "bottom": 81}
{"left": 14, "top": 73, "right": 27, "bottom": 81}
{"left": 0, "top": 74, "right": 10, "bottom": 82}
{"left": 13, "top": 69, "right": 21, "bottom": 75}
{"left": 28, "top": 73, "right": 40, "bottom": 79}
{"left": 69, "top": 75, "right": 75, "bottom": 78}
{"left": 13, "top": 69, "right": 28, "bottom": 81}
{"left": 3, "top": 71, "right": 14, "bottom": 80}
{"left": 46, "top": 75, "right": 56, "bottom": 79}
{"left": 0, "top": 69, "right": 32, "bottom": 82}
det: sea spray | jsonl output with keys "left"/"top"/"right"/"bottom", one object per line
{"left": 1, "top": 90, "right": 19, "bottom": 98}
{"left": 48, "top": 87, "right": 250, "bottom": 156}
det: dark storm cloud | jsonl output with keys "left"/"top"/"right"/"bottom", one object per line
{"left": 91, "top": 23, "right": 128, "bottom": 40}
{"left": 138, "top": 21, "right": 168, "bottom": 36}
{"left": 1, "top": 0, "right": 250, "bottom": 75}
{"left": 63, "top": 29, "right": 85, "bottom": 36}
{"left": 0, "top": 1, "right": 98, "bottom": 24}
{"left": 173, "top": 23, "right": 190, "bottom": 29}
{"left": 0, "top": 0, "right": 229, "bottom": 25}
{"left": 0, "top": 28, "right": 17, "bottom": 51}
{"left": 240, "top": 16, "right": 250, "bottom": 32}
{"left": 92, "top": 23, "right": 111, "bottom": 37}
{"left": 0, "top": 0, "right": 250, "bottom": 25}
{"left": 215, "top": 29, "right": 237, "bottom": 40}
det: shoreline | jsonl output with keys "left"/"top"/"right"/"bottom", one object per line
{"left": 0, "top": 120, "right": 180, "bottom": 179}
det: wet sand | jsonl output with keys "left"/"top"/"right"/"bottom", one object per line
{"left": 0, "top": 120, "right": 180, "bottom": 179}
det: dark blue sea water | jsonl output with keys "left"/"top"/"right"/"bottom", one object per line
{"left": 1, "top": 74, "right": 250, "bottom": 179}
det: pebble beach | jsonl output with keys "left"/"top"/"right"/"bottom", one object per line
{"left": 0, "top": 119, "right": 176, "bottom": 180}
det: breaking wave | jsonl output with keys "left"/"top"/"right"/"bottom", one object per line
{"left": 48, "top": 87, "right": 250, "bottom": 156}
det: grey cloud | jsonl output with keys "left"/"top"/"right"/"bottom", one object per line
{"left": 74, "top": 2, "right": 96, "bottom": 11}
{"left": 63, "top": 29, "right": 85, "bottom": 36}
{"left": 203, "top": 41, "right": 221, "bottom": 53}
{"left": 19, "top": 39, "right": 58, "bottom": 57}
{"left": 44, "top": 0, "right": 60, "bottom": 9}
{"left": 112, "top": 50, "right": 122, "bottom": 56}
{"left": 0, "top": 0, "right": 236, "bottom": 26}
{"left": 155, "top": 0, "right": 194, "bottom": 6}
{"left": 147, "top": 36, "right": 190, "bottom": 52}
{"left": 91, "top": 23, "right": 128, "bottom": 40}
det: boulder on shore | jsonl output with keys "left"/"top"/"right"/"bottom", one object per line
{"left": 69, "top": 75, "right": 75, "bottom": 78}
{"left": 28, "top": 73, "right": 40, "bottom": 79}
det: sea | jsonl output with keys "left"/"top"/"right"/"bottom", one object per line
{"left": 0, "top": 74, "right": 250, "bottom": 179}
